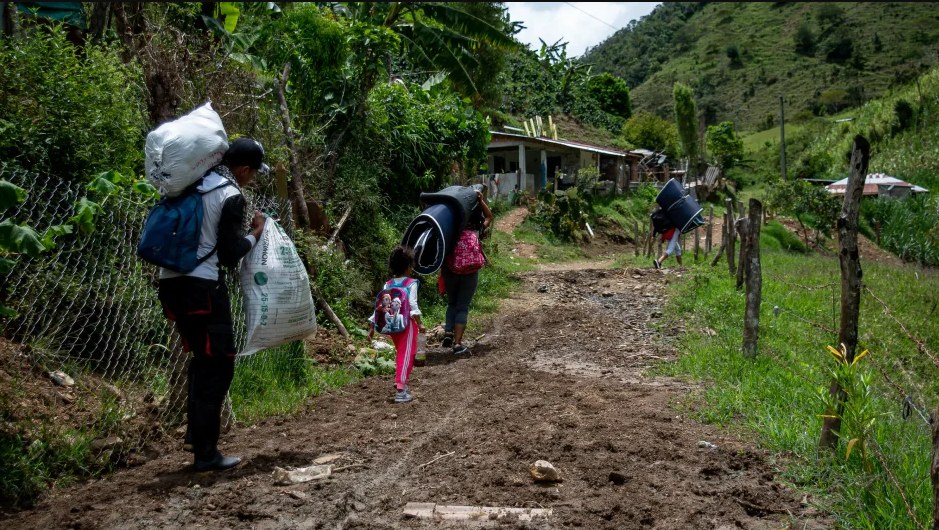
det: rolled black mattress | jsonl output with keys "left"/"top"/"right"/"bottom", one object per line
{"left": 401, "top": 185, "right": 482, "bottom": 275}
{"left": 655, "top": 178, "right": 705, "bottom": 234}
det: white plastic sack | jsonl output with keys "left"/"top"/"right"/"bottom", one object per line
{"left": 145, "top": 102, "right": 229, "bottom": 197}
{"left": 240, "top": 219, "right": 317, "bottom": 356}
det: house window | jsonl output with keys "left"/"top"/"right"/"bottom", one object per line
{"left": 493, "top": 156, "right": 506, "bottom": 173}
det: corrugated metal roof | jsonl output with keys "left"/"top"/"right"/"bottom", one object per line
{"left": 489, "top": 131, "right": 639, "bottom": 158}
{"left": 826, "top": 173, "right": 929, "bottom": 194}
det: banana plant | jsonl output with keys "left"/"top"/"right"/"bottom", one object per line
{"left": 334, "top": 2, "right": 519, "bottom": 98}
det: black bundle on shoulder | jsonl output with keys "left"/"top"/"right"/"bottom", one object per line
{"left": 650, "top": 208, "right": 674, "bottom": 235}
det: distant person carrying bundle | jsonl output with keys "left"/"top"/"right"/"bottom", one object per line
{"left": 139, "top": 130, "right": 269, "bottom": 472}
{"left": 440, "top": 189, "right": 493, "bottom": 355}
{"left": 650, "top": 207, "right": 681, "bottom": 269}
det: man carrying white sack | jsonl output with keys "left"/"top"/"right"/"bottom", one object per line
{"left": 157, "top": 138, "right": 268, "bottom": 472}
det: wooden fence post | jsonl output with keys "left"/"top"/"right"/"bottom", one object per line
{"left": 735, "top": 217, "right": 750, "bottom": 290}
{"left": 645, "top": 219, "right": 654, "bottom": 258}
{"left": 725, "top": 198, "right": 736, "bottom": 276}
{"left": 819, "top": 135, "right": 870, "bottom": 450}
{"left": 633, "top": 220, "right": 640, "bottom": 256}
{"left": 694, "top": 226, "right": 700, "bottom": 262}
{"left": 742, "top": 199, "right": 763, "bottom": 358}
{"left": 705, "top": 206, "right": 713, "bottom": 254}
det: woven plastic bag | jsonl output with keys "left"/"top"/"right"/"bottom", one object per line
{"left": 145, "top": 102, "right": 229, "bottom": 197}
{"left": 240, "top": 219, "right": 317, "bottom": 356}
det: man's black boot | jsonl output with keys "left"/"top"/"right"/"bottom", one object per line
{"left": 194, "top": 452, "right": 241, "bottom": 472}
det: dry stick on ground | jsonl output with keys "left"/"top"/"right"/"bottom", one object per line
{"left": 417, "top": 451, "right": 455, "bottom": 469}
{"left": 742, "top": 199, "right": 763, "bottom": 358}
{"left": 332, "top": 464, "right": 370, "bottom": 473}
{"left": 819, "top": 135, "right": 869, "bottom": 451}
{"left": 311, "top": 284, "right": 349, "bottom": 338}
{"left": 327, "top": 207, "right": 352, "bottom": 247}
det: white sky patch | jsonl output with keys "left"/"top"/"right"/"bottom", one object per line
{"left": 506, "top": 2, "right": 660, "bottom": 58}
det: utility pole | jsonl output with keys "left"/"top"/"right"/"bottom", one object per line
{"left": 779, "top": 95, "right": 787, "bottom": 180}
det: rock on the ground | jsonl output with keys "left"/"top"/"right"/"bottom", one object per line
{"left": 49, "top": 370, "right": 74, "bottom": 387}
{"left": 91, "top": 436, "right": 122, "bottom": 452}
{"left": 529, "top": 460, "right": 561, "bottom": 482}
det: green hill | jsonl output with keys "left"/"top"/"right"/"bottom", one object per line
{"left": 582, "top": 2, "right": 939, "bottom": 131}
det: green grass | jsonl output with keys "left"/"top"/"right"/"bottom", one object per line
{"left": 742, "top": 121, "right": 807, "bottom": 154}
{"left": 762, "top": 220, "right": 809, "bottom": 253}
{"left": 230, "top": 342, "right": 362, "bottom": 424}
{"left": 0, "top": 429, "right": 96, "bottom": 509}
{"left": 0, "top": 370, "right": 134, "bottom": 508}
{"left": 512, "top": 218, "right": 587, "bottom": 263}
{"left": 658, "top": 245, "right": 939, "bottom": 528}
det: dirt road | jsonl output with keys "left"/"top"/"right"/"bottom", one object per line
{"left": 4, "top": 211, "right": 825, "bottom": 529}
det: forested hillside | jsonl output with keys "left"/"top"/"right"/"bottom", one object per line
{"left": 583, "top": 2, "right": 939, "bottom": 130}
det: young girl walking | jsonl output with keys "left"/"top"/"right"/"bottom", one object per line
{"left": 368, "top": 246, "right": 424, "bottom": 403}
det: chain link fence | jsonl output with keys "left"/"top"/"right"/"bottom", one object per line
{"left": 0, "top": 164, "right": 292, "bottom": 468}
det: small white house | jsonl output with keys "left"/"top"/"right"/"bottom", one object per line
{"left": 481, "top": 131, "right": 642, "bottom": 199}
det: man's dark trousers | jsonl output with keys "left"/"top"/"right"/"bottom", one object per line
{"left": 158, "top": 275, "right": 236, "bottom": 463}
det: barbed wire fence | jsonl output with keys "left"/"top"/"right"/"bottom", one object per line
{"left": 727, "top": 217, "right": 938, "bottom": 526}
{"left": 0, "top": 164, "right": 292, "bottom": 466}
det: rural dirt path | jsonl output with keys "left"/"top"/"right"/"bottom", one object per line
{"left": 4, "top": 211, "right": 827, "bottom": 529}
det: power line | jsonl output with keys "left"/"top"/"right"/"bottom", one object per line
{"left": 563, "top": 2, "right": 619, "bottom": 31}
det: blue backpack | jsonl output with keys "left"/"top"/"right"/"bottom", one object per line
{"left": 137, "top": 178, "right": 231, "bottom": 273}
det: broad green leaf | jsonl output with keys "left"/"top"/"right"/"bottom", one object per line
{"left": 87, "top": 175, "right": 119, "bottom": 196}
{"left": 218, "top": 2, "right": 241, "bottom": 33}
{"left": 69, "top": 198, "right": 103, "bottom": 236}
{"left": 0, "top": 180, "right": 26, "bottom": 212}
{"left": 0, "top": 256, "right": 15, "bottom": 274}
{"left": 40, "top": 224, "right": 74, "bottom": 250}
{"left": 421, "top": 72, "right": 447, "bottom": 91}
{"left": 132, "top": 180, "right": 160, "bottom": 199}
{"left": 0, "top": 219, "right": 45, "bottom": 256}
{"left": 0, "top": 305, "right": 16, "bottom": 318}
{"left": 96, "top": 170, "right": 126, "bottom": 185}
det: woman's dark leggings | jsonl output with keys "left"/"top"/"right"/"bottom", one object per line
{"left": 442, "top": 268, "right": 479, "bottom": 331}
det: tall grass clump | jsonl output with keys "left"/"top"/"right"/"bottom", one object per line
{"left": 230, "top": 342, "right": 360, "bottom": 424}
{"left": 659, "top": 246, "right": 939, "bottom": 528}
{"left": 861, "top": 194, "right": 939, "bottom": 266}
{"left": 761, "top": 220, "right": 809, "bottom": 253}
